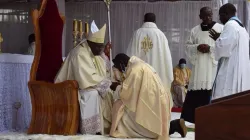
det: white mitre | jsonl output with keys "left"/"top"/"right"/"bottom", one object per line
{"left": 87, "top": 20, "right": 106, "bottom": 44}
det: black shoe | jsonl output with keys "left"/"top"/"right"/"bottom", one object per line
{"left": 178, "top": 119, "right": 187, "bottom": 138}
{"left": 169, "top": 119, "right": 187, "bottom": 137}
{"left": 96, "top": 132, "right": 102, "bottom": 135}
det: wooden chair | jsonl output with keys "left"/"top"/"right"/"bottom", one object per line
{"left": 28, "top": 0, "right": 79, "bottom": 135}
{"left": 196, "top": 90, "right": 250, "bottom": 140}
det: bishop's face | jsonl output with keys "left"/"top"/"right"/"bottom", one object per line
{"left": 87, "top": 40, "right": 105, "bottom": 56}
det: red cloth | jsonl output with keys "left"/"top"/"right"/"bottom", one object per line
{"left": 171, "top": 107, "right": 182, "bottom": 113}
{"left": 36, "top": 0, "right": 63, "bottom": 83}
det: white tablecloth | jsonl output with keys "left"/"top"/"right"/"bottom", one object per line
{"left": 0, "top": 53, "right": 33, "bottom": 132}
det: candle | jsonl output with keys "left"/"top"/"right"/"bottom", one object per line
{"left": 85, "top": 22, "right": 89, "bottom": 35}
{"left": 0, "top": 33, "right": 3, "bottom": 43}
{"left": 0, "top": 33, "right": 2, "bottom": 52}
{"left": 73, "top": 19, "right": 78, "bottom": 31}
{"left": 79, "top": 20, "right": 83, "bottom": 32}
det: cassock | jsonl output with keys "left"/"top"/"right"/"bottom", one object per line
{"left": 55, "top": 22, "right": 113, "bottom": 135}
{"left": 181, "top": 22, "right": 223, "bottom": 123}
{"left": 126, "top": 22, "right": 173, "bottom": 92}
{"left": 110, "top": 56, "right": 172, "bottom": 140}
{"left": 213, "top": 19, "right": 250, "bottom": 99}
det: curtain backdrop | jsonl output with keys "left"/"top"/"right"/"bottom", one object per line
{"left": 0, "top": 3, "right": 36, "bottom": 54}
{"left": 65, "top": 1, "right": 219, "bottom": 65}
{"left": 0, "top": 0, "right": 248, "bottom": 65}
{"left": 55, "top": 0, "right": 66, "bottom": 56}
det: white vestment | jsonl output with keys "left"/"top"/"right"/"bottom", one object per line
{"left": 127, "top": 22, "right": 173, "bottom": 90}
{"left": 213, "top": 20, "right": 250, "bottom": 99}
{"left": 55, "top": 40, "right": 112, "bottom": 134}
{"left": 186, "top": 23, "right": 223, "bottom": 90}
{"left": 27, "top": 42, "right": 35, "bottom": 55}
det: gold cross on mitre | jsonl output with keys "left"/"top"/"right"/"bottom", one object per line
{"left": 141, "top": 35, "right": 153, "bottom": 54}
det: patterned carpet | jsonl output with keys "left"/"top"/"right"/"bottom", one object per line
{"left": 0, "top": 113, "right": 195, "bottom": 140}
{"left": 0, "top": 132, "right": 195, "bottom": 140}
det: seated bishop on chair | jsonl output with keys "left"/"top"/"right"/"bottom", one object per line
{"left": 55, "top": 21, "right": 113, "bottom": 135}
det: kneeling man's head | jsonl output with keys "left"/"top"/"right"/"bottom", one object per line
{"left": 113, "top": 53, "right": 130, "bottom": 72}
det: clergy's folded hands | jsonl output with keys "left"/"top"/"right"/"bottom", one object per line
{"left": 197, "top": 44, "right": 210, "bottom": 53}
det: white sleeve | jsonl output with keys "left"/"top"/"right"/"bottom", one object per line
{"left": 93, "top": 78, "right": 112, "bottom": 98}
{"left": 113, "top": 85, "right": 122, "bottom": 101}
{"left": 185, "top": 30, "right": 199, "bottom": 65}
{"left": 215, "top": 23, "right": 237, "bottom": 61}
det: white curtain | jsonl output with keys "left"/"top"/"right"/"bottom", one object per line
{"left": 0, "top": 0, "right": 248, "bottom": 65}
{"left": 222, "top": 0, "right": 229, "bottom": 4}
{"left": 65, "top": 1, "right": 219, "bottom": 65}
{"left": 56, "top": 0, "right": 66, "bottom": 56}
{"left": 246, "top": 0, "right": 250, "bottom": 34}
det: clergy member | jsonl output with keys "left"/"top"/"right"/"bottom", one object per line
{"left": 109, "top": 53, "right": 187, "bottom": 140}
{"left": 55, "top": 21, "right": 113, "bottom": 135}
{"left": 209, "top": 3, "right": 250, "bottom": 99}
{"left": 126, "top": 13, "right": 173, "bottom": 92}
{"left": 181, "top": 7, "right": 224, "bottom": 123}
{"left": 172, "top": 58, "right": 191, "bottom": 108}
{"left": 27, "top": 34, "right": 36, "bottom": 55}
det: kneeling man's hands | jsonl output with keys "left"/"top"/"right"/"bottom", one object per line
{"left": 110, "top": 82, "right": 120, "bottom": 91}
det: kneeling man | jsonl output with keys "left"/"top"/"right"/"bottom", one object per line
{"left": 109, "top": 54, "right": 187, "bottom": 140}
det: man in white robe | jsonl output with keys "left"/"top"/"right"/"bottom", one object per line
{"left": 55, "top": 21, "right": 113, "bottom": 135}
{"left": 209, "top": 3, "right": 250, "bottom": 99}
{"left": 109, "top": 54, "right": 187, "bottom": 139}
{"left": 126, "top": 13, "right": 173, "bottom": 92}
{"left": 181, "top": 7, "right": 224, "bottom": 123}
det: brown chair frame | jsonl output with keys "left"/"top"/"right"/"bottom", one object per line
{"left": 27, "top": 0, "right": 79, "bottom": 135}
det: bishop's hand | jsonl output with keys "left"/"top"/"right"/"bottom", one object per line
{"left": 209, "top": 29, "right": 220, "bottom": 41}
{"left": 104, "top": 42, "right": 112, "bottom": 58}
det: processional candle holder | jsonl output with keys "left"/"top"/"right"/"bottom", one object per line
{"left": 84, "top": 22, "right": 89, "bottom": 38}
{"left": 73, "top": 31, "right": 79, "bottom": 47}
{"left": 73, "top": 19, "right": 89, "bottom": 47}
{"left": 73, "top": 19, "right": 79, "bottom": 47}
{"left": 78, "top": 20, "right": 84, "bottom": 42}
{"left": 0, "top": 33, "right": 3, "bottom": 53}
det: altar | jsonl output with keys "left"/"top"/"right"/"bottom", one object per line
{"left": 0, "top": 53, "right": 33, "bottom": 132}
